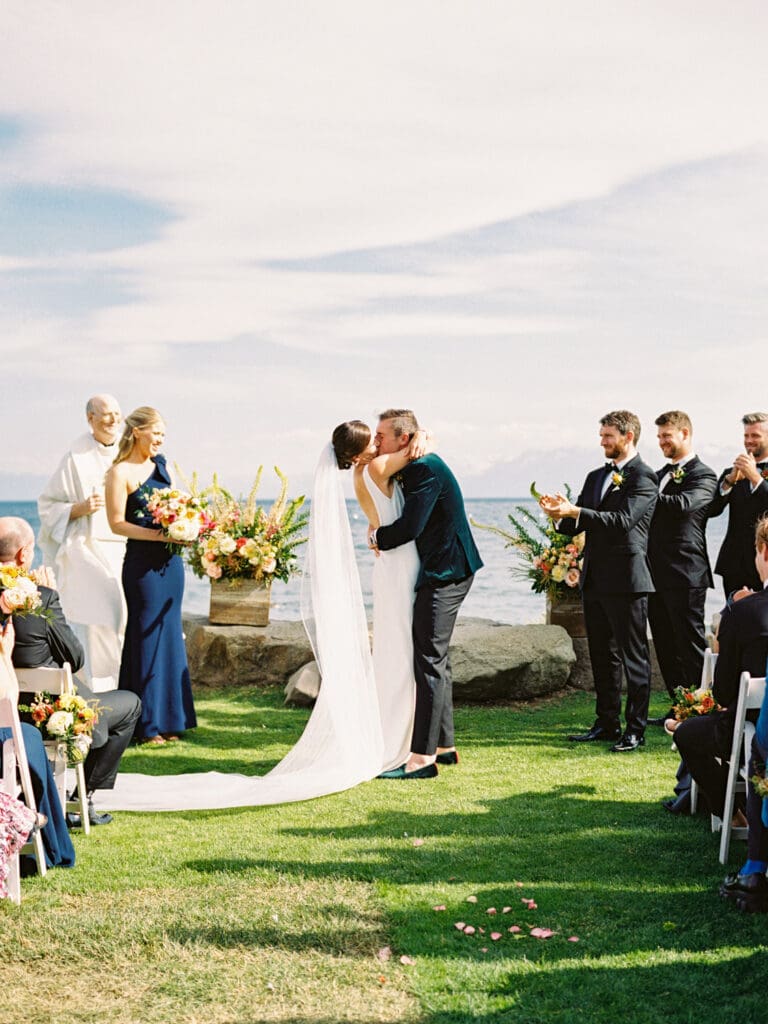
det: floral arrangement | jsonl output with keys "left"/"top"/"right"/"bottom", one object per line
{"left": 610, "top": 470, "right": 625, "bottom": 489}
{"left": 670, "top": 686, "right": 720, "bottom": 721}
{"left": 670, "top": 466, "right": 686, "bottom": 484}
{"left": 0, "top": 566, "right": 44, "bottom": 618}
{"left": 664, "top": 687, "right": 720, "bottom": 736}
{"left": 471, "top": 483, "right": 584, "bottom": 599}
{"left": 19, "top": 690, "right": 98, "bottom": 766}
{"left": 143, "top": 487, "right": 212, "bottom": 548}
{"left": 185, "top": 466, "right": 309, "bottom": 585}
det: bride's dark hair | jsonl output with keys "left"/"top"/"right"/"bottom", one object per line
{"left": 332, "top": 420, "right": 371, "bottom": 470}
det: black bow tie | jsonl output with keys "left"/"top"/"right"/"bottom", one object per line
{"left": 604, "top": 462, "right": 615, "bottom": 471}
{"left": 664, "top": 463, "right": 678, "bottom": 473}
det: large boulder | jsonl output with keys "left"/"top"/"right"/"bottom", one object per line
{"left": 449, "top": 618, "right": 576, "bottom": 701}
{"left": 184, "top": 616, "right": 314, "bottom": 688}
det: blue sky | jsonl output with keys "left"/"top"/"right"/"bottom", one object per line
{"left": 1, "top": 2, "right": 767, "bottom": 499}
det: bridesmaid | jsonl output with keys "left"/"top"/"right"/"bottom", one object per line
{"left": 105, "top": 407, "right": 196, "bottom": 746}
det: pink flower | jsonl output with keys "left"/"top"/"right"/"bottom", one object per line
{"left": 206, "top": 563, "right": 223, "bottom": 579}
{"left": 565, "top": 568, "right": 580, "bottom": 588}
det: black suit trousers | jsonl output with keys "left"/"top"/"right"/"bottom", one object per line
{"left": 582, "top": 591, "right": 652, "bottom": 735}
{"left": 647, "top": 586, "right": 708, "bottom": 697}
{"left": 673, "top": 711, "right": 732, "bottom": 818}
{"left": 410, "top": 575, "right": 474, "bottom": 754}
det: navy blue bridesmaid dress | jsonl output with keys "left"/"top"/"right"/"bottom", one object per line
{"left": 118, "top": 454, "right": 197, "bottom": 740}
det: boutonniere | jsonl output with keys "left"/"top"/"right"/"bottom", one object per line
{"left": 670, "top": 466, "right": 686, "bottom": 483}
{"left": 762, "top": 468, "right": 768, "bottom": 481}
{"left": 610, "top": 470, "right": 625, "bottom": 488}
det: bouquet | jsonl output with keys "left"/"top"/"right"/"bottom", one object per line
{"left": 185, "top": 466, "right": 309, "bottom": 584}
{"left": 143, "top": 487, "right": 212, "bottom": 549}
{"left": 0, "top": 565, "right": 46, "bottom": 618}
{"left": 19, "top": 690, "right": 99, "bottom": 766}
{"left": 471, "top": 483, "right": 584, "bottom": 600}
{"left": 664, "top": 686, "right": 721, "bottom": 735}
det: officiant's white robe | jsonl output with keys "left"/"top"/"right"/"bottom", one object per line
{"left": 37, "top": 432, "right": 127, "bottom": 692}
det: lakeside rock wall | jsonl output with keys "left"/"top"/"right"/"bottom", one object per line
{"left": 184, "top": 614, "right": 666, "bottom": 702}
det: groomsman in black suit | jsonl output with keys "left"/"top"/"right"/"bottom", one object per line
{"left": 540, "top": 411, "right": 658, "bottom": 752}
{"left": 0, "top": 517, "right": 141, "bottom": 825}
{"left": 647, "top": 411, "right": 717, "bottom": 709}
{"left": 369, "top": 409, "right": 483, "bottom": 779}
{"left": 708, "top": 412, "right": 768, "bottom": 596}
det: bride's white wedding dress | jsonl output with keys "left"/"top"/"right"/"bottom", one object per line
{"left": 95, "top": 445, "right": 416, "bottom": 811}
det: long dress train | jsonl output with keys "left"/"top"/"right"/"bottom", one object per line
{"left": 95, "top": 444, "right": 417, "bottom": 811}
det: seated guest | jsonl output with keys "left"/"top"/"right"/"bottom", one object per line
{"left": 673, "top": 516, "right": 768, "bottom": 829}
{"left": 0, "top": 517, "right": 141, "bottom": 826}
{"left": 0, "top": 620, "right": 75, "bottom": 869}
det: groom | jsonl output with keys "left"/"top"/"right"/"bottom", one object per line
{"left": 369, "top": 409, "right": 483, "bottom": 778}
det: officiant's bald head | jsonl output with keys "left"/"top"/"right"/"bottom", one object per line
{"left": 86, "top": 394, "right": 122, "bottom": 446}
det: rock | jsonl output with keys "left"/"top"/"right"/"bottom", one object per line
{"left": 183, "top": 615, "right": 314, "bottom": 688}
{"left": 183, "top": 614, "right": 665, "bottom": 701}
{"left": 285, "top": 661, "right": 321, "bottom": 705}
{"left": 449, "top": 618, "right": 576, "bottom": 701}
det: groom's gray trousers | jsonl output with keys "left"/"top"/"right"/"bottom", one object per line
{"left": 411, "top": 574, "right": 474, "bottom": 754}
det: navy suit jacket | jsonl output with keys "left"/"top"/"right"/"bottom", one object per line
{"left": 648, "top": 456, "right": 717, "bottom": 590}
{"left": 375, "top": 453, "right": 482, "bottom": 590}
{"left": 559, "top": 454, "right": 658, "bottom": 594}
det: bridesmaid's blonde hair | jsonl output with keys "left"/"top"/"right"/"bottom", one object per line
{"left": 113, "top": 406, "right": 164, "bottom": 465}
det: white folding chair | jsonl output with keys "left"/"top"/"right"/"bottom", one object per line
{"left": 15, "top": 664, "right": 90, "bottom": 836}
{"left": 689, "top": 649, "right": 718, "bottom": 814}
{"left": 717, "top": 672, "right": 767, "bottom": 865}
{"left": 0, "top": 657, "right": 47, "bottom": 900}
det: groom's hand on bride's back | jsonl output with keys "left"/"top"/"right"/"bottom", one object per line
{"left": 367, "top": 525, "right": 380, "bottom": 557}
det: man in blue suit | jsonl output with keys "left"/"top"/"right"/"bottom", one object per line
{"left": 369, "top": 409, "right": 483, "bottom": 779}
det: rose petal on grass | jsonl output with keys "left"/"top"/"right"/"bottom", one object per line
{"left": 432, "top": 904, "right": 446, "bottom": 911}
{"left": 486, "top": 907, "right": 497, "bottom": 915}
{"left": 400, "top": 955, "right": 416, "bottom": 966}
{"left": 530, "top": 927, "right": 554, "bottom": 939}
{"left": 378, "top": 975, "right": 387, "bottom": 985}
{"left": 568, "top": 936, "right": 580, "bottom": 943}
{"left": 515, "top": 881, "right": 524, "bottom": 888}
{"left": 479, "top": 927, "right": 486, "bottom": 934}
{"left": 454, "top": 921, "right": 466, "bottom": 930}
{"left": 412, "top": 838, "right": 424, "bottom": 847}
{"left": 491, "top": 932, "right": 502, "bottom": 941}
{"left": 463, "top": 925, "right": 476, "bottom": 935}
{"left": 377, "top": 946, "right": 392, "bottom": 962}
{"left": 266, "top": 983, "right": 275, "bottom": 992}
{"left": 502, "top": 906, "right": 512, "bottom": 914}
{"left": 466, "top": 895, "right": 478, "bottom": 903}
{"left": 480, "top": 947, "right": 488, "bottom": 953}
{"left": 521, "top": 899, "right": 537, "bottom": 910}
{"left": 508, "top": 925, "right": 522, "bottom": 934}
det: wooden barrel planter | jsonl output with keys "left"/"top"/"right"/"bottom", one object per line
{"left": 545, "top": 592, "right": 586, "bottom": 638}
{"left": 209, "top": 578, "right": 272, "bottom": 626}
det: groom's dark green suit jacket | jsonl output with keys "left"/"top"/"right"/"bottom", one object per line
{"left": 375, "top": 453, "right": 483, "bottom": 590}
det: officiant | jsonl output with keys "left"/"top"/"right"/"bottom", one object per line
{"left": 37, "top": 394, "right": 127, "bottom": 692}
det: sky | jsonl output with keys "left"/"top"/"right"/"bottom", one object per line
{"left": 1, "top": 1, "right": 767, "bottom": 500}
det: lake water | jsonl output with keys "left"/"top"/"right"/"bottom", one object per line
{"left": 2, "top": 498, "right": 730, "bottom": 627}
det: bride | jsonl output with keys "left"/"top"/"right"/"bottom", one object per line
{"left": 96, "top": 422, "right": 428, "bottom": 811}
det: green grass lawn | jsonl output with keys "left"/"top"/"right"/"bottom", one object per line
{"left": 3, "top": 686, "right": 768, "bottom": 1024}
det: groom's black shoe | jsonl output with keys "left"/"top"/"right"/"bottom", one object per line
{"left": 567, "top": 724, "right": 621, "bottom": 743}
{"left": 378, "top": 763, "right": 439, "bottom": 779}
{"left": 436, "top": 751, "right": 459, "bottom": 766}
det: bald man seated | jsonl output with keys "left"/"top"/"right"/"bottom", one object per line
{"left": 0, "top": 516, "right": 140, "bottom": 826}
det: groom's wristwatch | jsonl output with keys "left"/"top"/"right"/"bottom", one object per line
{"left": 368, "top": 530, "right": 378, "bottom": 547}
